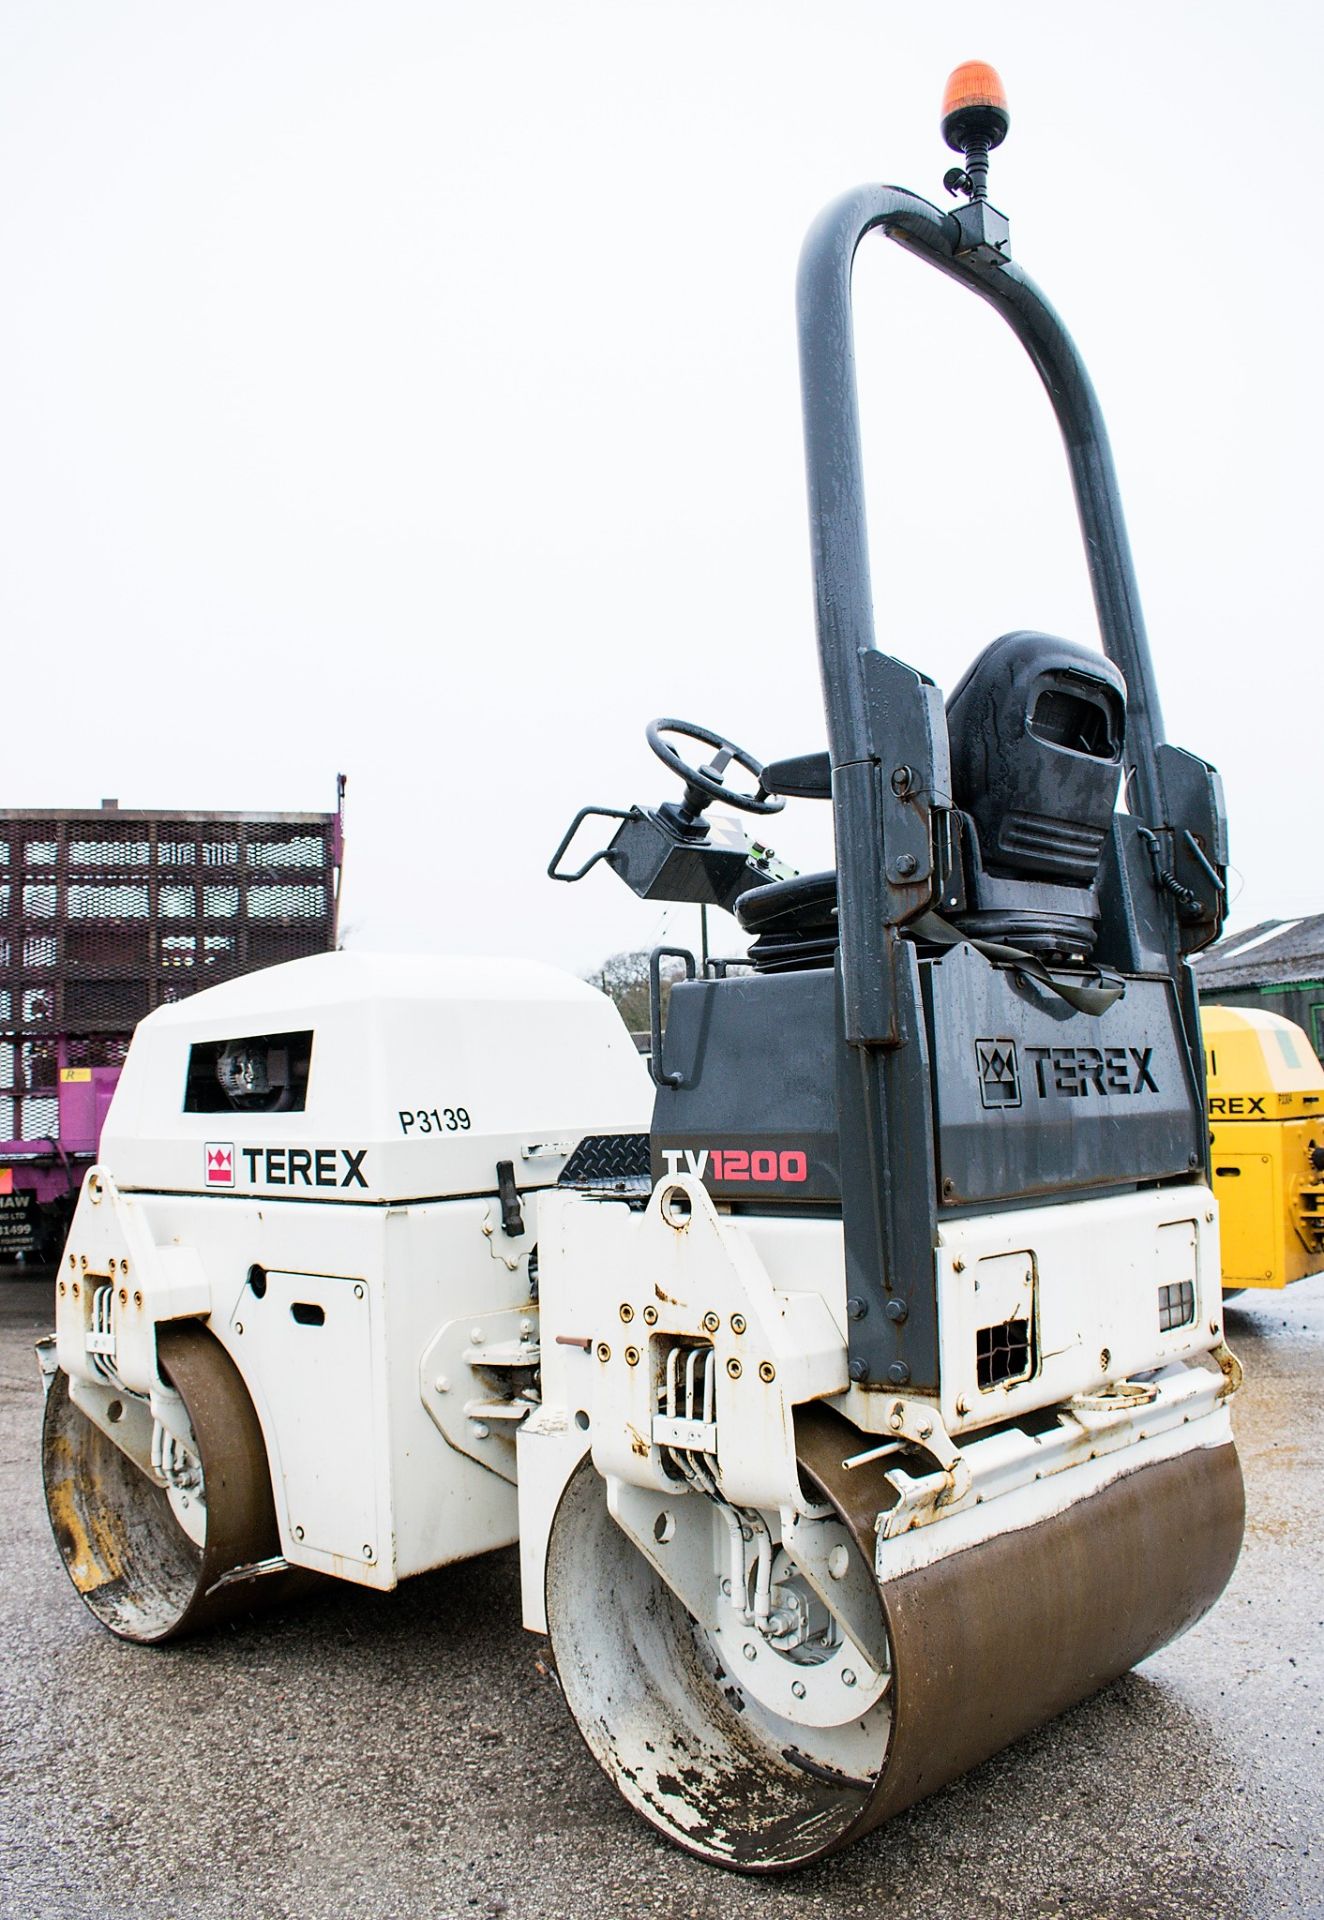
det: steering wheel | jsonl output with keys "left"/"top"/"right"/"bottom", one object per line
{"left": 645, "top": 719, "right": 785, "bottom": 817}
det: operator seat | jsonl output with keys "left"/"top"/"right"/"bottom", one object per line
{"left": 734, "top": 630, "right": 1127, "bottom": 970}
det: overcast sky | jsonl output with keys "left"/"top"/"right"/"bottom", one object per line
{"left": 1, "top": 3, "right": 1316, "bottom": 976}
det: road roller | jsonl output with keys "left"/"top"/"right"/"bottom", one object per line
{"left": 524, "top": 63, "right": 1244, "bottom": 1867}
{"left": 1203, "top": 1004, "right": 1324, "bottom": 1291}
{"left": 38, "top": 60, "right": 1245, "bottom": 1876}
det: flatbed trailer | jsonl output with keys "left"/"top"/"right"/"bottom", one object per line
{"left": 0, "top": 786, "right": 343, "bottom": 1259}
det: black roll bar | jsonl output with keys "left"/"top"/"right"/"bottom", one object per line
{"left": 797, "top": 185, "right": 1171, "bottom": 1031}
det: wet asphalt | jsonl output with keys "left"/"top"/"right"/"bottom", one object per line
{"left": 0, "top": 1266, "right": 1319, "bottom": 1920}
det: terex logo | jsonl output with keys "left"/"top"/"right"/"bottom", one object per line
{"left": 660, "top": 1146, "right": 808, "bottom": 1183}
{"left": 1209, "top": 1095, "right": 1266, "bottom": 1116}
{"left": 1026, "top": 1046, "right": 1157, "bottom": 1098}
{"left": 237, "top": 1146, "right": 370, "bottom": 1189}
{"left": 205, "top": 1143, "right": 235, "bottom": 1187}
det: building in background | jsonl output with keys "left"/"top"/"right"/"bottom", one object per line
{"left": 1194, "top": 916, "right": 1324, "bottom": 1060}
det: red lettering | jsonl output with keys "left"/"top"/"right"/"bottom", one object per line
{"left": 709, "top": 1149, "right": 723, "bottom": 1179}
{"left": 724, "top": 1150, "right": 749, "bottom": 1181}
{"left": 751, "top": 1150, "right": 778, "bottom": 1181}
{"left": 780, "top": 1150, "right": 807, "bottom": 1182}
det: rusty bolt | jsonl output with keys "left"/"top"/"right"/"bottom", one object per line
{"left": 955, "top": 1395, "right": 969, "bottom": 1416}
{"left": 895, "top": 853, "right": 918, "bottom": 878}
{"left": 118, "top": 1289, "right": 128, "bottom": 1306}
{"left": 1210, "top": 1321, "right": 1220, "bottom": 1336}
{"left": 891, "top": 765, "right": 914, "bottom": 796}
{"left": 58, "top": 1280, "right": 66, "bottom": 1296}
{"left": 952, "top": 1257, "right": 965, "bottom": 1273}
{"left": 642, "top": 1304, "right": 658, "bottom": 1326}
{"left": 942, "top": 1178, "right": 956, "bottom": 1199}
{"left": 108, "top": 1259, "right": 116, "bottom": 1275}
{"left": 1100, "top": 1347, "right": 1111, "bottom": 1371}
{"left": 619, "top": 1303, "right": 634, "bottom": 1324}
{"left": 730, "top": 1313, "right": 747, "bottom": 1335}
{"left": 702, "top": 1311, "right": 720, "bottom": 1334}
{"left": 624, "top": 1345, "right": 641, "bottom": 1368}
{"left": 71, "top": 1283, "right": 80, "bottom": 1299}
{"left": 67, "top": 1254, "right": 75, "bottom": 1270}
{"left": 596, "top": 1342, "right": 611, "bottom": 1363}
{"left": 122, "top": 1261, "right": 129, "bottom": 1276}
{"left": 727, "top": 1357, "right": 743, "bottom": 1380}
{"left": 79, "top": 1255, "right": 88, "bottom": 1271}
{"left": 235, "top": 1321, "right": 244, "bottom": 1336}
{"left": 758, "top": 1361, "right": 776, "bottom": 1384}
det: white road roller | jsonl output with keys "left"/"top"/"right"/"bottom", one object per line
{"left": 41, "top": 64, "right": 1244, "bottom": 1873}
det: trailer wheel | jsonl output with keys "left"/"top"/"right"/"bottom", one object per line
{"left": 41, "top": 1324, "right": 294, "bottom": 1643}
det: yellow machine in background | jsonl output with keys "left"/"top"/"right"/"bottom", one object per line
{"left": 1204, "top": 1005, "right": 1324, "bottom": 1291}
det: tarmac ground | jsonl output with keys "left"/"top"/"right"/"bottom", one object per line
{"left": 1, "top": 1263, "right": 1319, "bottom": 1920}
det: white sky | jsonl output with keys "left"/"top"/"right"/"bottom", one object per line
{"left": 1, "top": 2, "right": 1316, "bottom": 975}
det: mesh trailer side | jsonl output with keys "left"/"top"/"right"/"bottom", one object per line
{"left": 0, "top": 804, "right": 343, "bottom": 1145}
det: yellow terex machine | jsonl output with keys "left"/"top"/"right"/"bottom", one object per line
{"left": 1204, "top": 1005, "right": 1324, "bottom": 1291}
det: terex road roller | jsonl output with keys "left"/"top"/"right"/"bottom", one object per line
{"left": 40, "top": 65, "right": 1244, "bottom": 1873}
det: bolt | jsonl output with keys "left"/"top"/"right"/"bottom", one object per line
{"left": 596, "top": 1342, "right": 611, "bottom": 1363}
{"left": 1210, "top": 1321, "right": 1219, "bottom": 1336}
{"left": 434, "top": 1375, "right": 450, "bottom": 1394}
{"left": 235, "top": 1321, "right": 244, "bottom": 1335}
{"left": 619, "top": 1303, "right": 634, "bottom": 1323}
{"left": 363, "top": 1545, "right": 374, "bottom": 1560}
{"left": 848, "top": 1358, "right": 869, "bottom": 1383}
{"left": 887, "top": 1361, "right": 911, "bottom": 1385}
{"left": 846, "top": 1296, "right": 867, "bottom": 1322}
{"left": 890, "top": 765, "right": 914, "bottom": 797}
{"left": 742, "top": 1643, "right": 757, "bottom": 1662}
{"left": 1100, "top": 1348, "right": 1111, "bottom": 1371}
{"left": 730, "top": 1313, "right": 746, "bottom": 1335}
{"left": 895, "top": 853, "right": 918, "bottom": 878}
{"left": 71, "top": 1283, "right": 80, "bottom": 1299}
{"left": 642, "top": 1305, "right": 658, "bottom": 1326}
{"left": 122, "top": 1262, "right": 129, "bottom": 1276}
{"left": 885, "top": 1298, "right": 907, "bottom": 1323}
{"left": 67, "top": 1255, "right": 75, "bottom": 1270}
{"left": 354, "top": 1284, "right": 365, "bottom": 1300}
{"left": 889, "top": 1408, "right": 904, "bottom": 1432}
{"left": 519, "top": 1318, "right": 534, "bottom": 1337}
{"left": 841, "top": 1669, "right": 857, "bottom": 1688}
{"left": 470, "top": 1327, "right": 484, "bottom": 1344}
{"left": 702, "top": 1311, "right": 720, "bottom": 1334}
{"left": 294, "top": 1525, "right": 304, "bottom": 1541}
{"left": 133, "top": 1291, "right": 143, "bottom": 1308}
{"left": 720, "top": 1577, "right": 732, "bottom": 1597}
{"left": 727, "top": 1357, "right": 743, "bottom": 1380}
{"left": 955, "top": 1395, "right": 969, "bottom": 1416}
{"left": 792, "top": 1680, "right": 807, "bottom": 1700}
{"left": 118, "top": 1288, "right": 127, "bottom": 1305}
{"left": 758, "top": 1361, "right": 776, "bottom": 1384}
{"left": 624, "top": 1345, "right": 640, "bottom": 1367}
{"left": 471, "top": 1420, "right": 491, "bottom": 1440}
{"left": 79, "top": 1255, "right": 87, "bottom": 1270}
{"left": 58, "top": 1281, "right": 66, "bottom": 1296}
{"left": 1206, "top": 1211, "right": 1215, "bottom": 1224}
{"left": 827, "top": 1544, "right": 850, "bottom": 1581}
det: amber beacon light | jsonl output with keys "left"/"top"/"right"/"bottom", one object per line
{"left": 941, "top": 61, "right": 1010, "bottom": 211}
